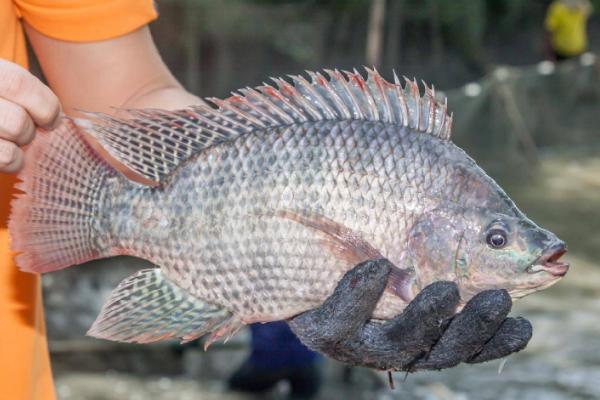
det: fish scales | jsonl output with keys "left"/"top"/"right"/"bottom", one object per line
{"left": 10, "top": 69, "right": 569, "bottom": 345}
{"left": 103, "top": 120, "right": 452, "bottom": 322}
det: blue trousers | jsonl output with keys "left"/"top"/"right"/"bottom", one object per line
{"left": 248, "top": 321, "right": 320, "bottom": 369}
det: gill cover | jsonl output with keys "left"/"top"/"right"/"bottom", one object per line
{"left": 407, "top": 205, "right": 469, "bottom": 292}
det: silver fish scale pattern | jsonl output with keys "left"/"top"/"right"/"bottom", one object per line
{"left": 102, "top": 119, "right": 477, "bottom": 323}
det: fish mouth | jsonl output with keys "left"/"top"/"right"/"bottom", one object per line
{"left": 527, "top": 243, "right": 569, "bottom": 277}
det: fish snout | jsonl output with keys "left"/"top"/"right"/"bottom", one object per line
{"left": 527, "top": 242, "right": 569, "bottom": 277}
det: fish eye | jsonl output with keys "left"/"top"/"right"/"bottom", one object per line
{"left": 486, "top": 229, "right": 508, "bottom": 249}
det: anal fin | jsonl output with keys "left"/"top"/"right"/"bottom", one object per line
{"left": 87, "top": 269, "right": 234, "bottom": 344}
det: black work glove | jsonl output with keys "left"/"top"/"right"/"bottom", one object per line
{"left": 288, "top": 259, "right": 532, "bottom": 371}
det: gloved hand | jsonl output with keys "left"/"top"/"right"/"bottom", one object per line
{"left": 288, "top": 259, "right": 532, "bottom": 371}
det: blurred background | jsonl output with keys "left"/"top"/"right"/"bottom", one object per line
{"left": 42, "top": 0, "right": 600, "bottom": 399}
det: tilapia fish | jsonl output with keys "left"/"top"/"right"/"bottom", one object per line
{"left": 10, "top": 69, "right": 569, "bottom": 345}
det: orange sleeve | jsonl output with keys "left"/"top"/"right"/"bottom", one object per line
{"left": 14, "top": 0, "right": 158, "bottom": 42}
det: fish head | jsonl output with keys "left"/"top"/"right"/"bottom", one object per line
{"left": 407, "top": 205, "right": 569, "bottom": 302}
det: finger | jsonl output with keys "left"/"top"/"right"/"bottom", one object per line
{"left": 468, "top": 317, "right": 532, "bottom": 364}
{"left": 0, "top": 97, "right": 36, "bottom": 145}
{"left": 289, "top": 258, "right": 391, "bottom": 347}
{"left": 0, "top": 139, "right": 24, "bottom": 173}
{"left": 317, "top": 258, "right": 392, "bottom": 329}
{"left": 385, "top": 281, "right": 460, "bottom": 351}
{"left": 0, "top": 59, "right": 61, "bottom": 129}
{"left": 413, "top": 289, "right": 512, "bottom": 370}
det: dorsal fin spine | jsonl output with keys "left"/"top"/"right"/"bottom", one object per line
{"left": 298, "top": 73, "right": 337, "bottom": 120}
{"left": 353, "top": 68, "right": 380, "bottom": 121}
{"left": 419, "top": 81, "right": 429, "bottom": 132}
{"left": 264, "top": 81, "right": 306, "bottom": 123}
{"left": 171, "top": 109, "right": 231, "bottom": 143}
{"left": 368, "top": 67, "right": 393, "bottom": 123}
{"left": 322, "top": 69, "right": 353, "bottom": 120}
{"left": 402, "top": 77, "right": 417, "bottom": 129}
{"left": 287, "top": 75, "right": 323, "bottom": 120}
{"left": 209, "top": 98, "right": 266, "bottom": 129}
{"left": 241, "top": 86, "right": 297, "bottom": 124}
{"left": 205, "top": 103, "right": 253, "bottom": 131}
{"left": 430, "top": 85, "right": 437, "bottom": 134}
{"left": 336, "top": 70, "right": 366, "bottom": 120}
{"left": 83, "top": 68, "right": 454, "bottom": 184}
{"left": 433, "top": 98, "right": 446, "bottom": 137}
{"left": 285, "top": 76, "right": 324, "bottom": 120}
{"left": 230, "top": 93, "right": 279, "bottom": 125}
{"left": 307, "top": 71, "right": 341, "bottom": 119}
{"left": 315, "top": 71, "right": 352, "bottom": 120}
{"left": 412, "top": 78, "right": 423, "bottom": 131}
{"left": 187, "top": 108, "right": 239, "bottom": 138}
{"left": 446, "top": 113, "right": 454, "bottom": 139}
{"left": 189, "top": 105, "right": 246, "bottom": 135}
{"left": 392, "top": 71, "right": 409, "bottom": 127}
{"left": 442, "top": 100, "right": 448, "bottom": 137}
{"left": 423, "top": 82, "right": 436, "bottom": 134}
{"left": 343, "top": 70, "right": 370, "bottom": 119}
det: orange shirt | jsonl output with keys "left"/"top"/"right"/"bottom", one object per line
{"left": 0, "top": 0, "right": 158, "bottom": 227}
{"left": 0, "top": 2, "right": 157, "bottom": 399}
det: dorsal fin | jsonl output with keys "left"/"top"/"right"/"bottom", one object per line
{"left": 80, "top": 68, "right": 453, "bottom": 184}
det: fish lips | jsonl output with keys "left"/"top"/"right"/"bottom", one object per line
{"left": 527, "top": 243, "right": 569, "bottom": 277}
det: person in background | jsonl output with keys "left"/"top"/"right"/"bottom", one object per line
{"left": 228, "top": 322, "right": 322, "bottom": 398}
{"left": 545, "top": 0, "right": 593, "bottom": 61}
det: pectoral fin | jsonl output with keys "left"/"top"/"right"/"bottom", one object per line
{"left": 270, "top": 210, "right": 414, "bottom": 302}
{"left": 270, "top": 210, "right": 382, "bottom": 265}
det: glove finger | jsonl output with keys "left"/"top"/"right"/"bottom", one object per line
{"left": 383, "top": 281, "right": 460, "bottom": 360}
{"left": 468, "top": 317, "right": 532, "bottom": 364}
{"left": 288, "top": 258, "right": 391, "bottom": 348}
{"left": 319, "top": 281, "right": 460, "bottom": 371}
{"left": 413, "top": 289, "right": 512, "bottom": 370}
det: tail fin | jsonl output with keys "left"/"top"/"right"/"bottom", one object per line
{"left": 9, "top": 119, "right": 116, "bottom": 273}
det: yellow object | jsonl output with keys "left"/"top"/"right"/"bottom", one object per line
{"left": 545, "top": 0, "right": 592, "bottom": 57}
{"left": 0, "top": 1, "right": 157, "bottom": 399}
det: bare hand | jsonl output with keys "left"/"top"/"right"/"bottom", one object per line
{"left": 0, "top": 59, "right": 61, "bottom": 173}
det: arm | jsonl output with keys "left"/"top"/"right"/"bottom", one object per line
{"left": 24, "top": 25, "right": 203, "bottom": 113}
{"left": 0, "top": 25, "right": 201, "bottom": 174}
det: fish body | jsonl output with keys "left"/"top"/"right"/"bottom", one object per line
{"left": 9, "top": 69, "right": 569, "bottom": 345}
{"left": 103, "top": 119, "right": 474, "bottom": 322}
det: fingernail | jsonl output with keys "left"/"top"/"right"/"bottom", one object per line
{"left": 0, "top": 140, "right": 16, "bottom": 165}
